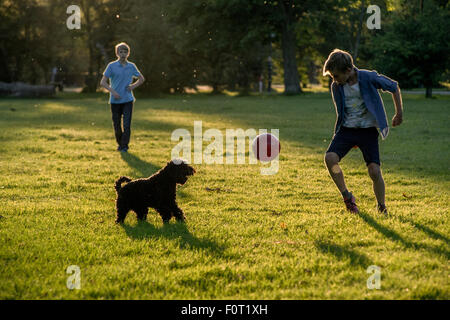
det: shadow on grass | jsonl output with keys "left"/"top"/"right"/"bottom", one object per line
{"left": 396, "top": 216, "right": 450, "bottom": 245}
{"left": 314, "top": 240, "right": 373, "bottom": 268}
{"left": 121, "top": 220, "right": 225, "bottom": 256}
{"left": 120, "top": 152, "right": 160, "bottom": 177}
{"left": 357, "top": 211, "right": 450, "bottom": 260}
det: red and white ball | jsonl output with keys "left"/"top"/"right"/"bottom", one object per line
{"left": 252, "top": 133, "right": 281, "bottom": 162}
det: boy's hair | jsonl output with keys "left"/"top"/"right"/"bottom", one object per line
{"left": 323, "top": 49, "right": 354, "bottom": 76}
{"left": 115, "top": 42, "right": 130, "bottom": 57}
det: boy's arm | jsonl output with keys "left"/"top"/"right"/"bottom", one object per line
{"left": 128, "top": 74, "right": 145, "bottom": 91}
{"left": 100, "top": 75, "right": 120, "bottom": 99}
{"left": 371, "top": 71, "right": 403, "bottom": 127}
{"left": 391, "top": 87, "right": 403, "bottom": 127}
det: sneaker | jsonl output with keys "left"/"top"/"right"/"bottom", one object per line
{"left": 344, "top": 194, "right": 359, "bottom": 213}
{"left": 377, "top": 203, "right": 388, "bottom": 216}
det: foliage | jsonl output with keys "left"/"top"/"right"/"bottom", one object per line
{"left": 0, "top": 0, "right": 448, "bottom": 94}
{"left": 166, "top": 0, "right": 271, "bottom": 93}
{"left": 364, "top": 0, "right": 450, "bottom": 93}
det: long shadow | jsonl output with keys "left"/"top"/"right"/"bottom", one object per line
{"left": 314, "top": 240, "right": 373, "bottom": 268}
{"left": 121, "top": 220, "right": 225, "bottom": 256}
{"left": 120, "top": 151, "right": 160, "bottom": 177}
{"left": 396, "top": 216, "right": 450, "bottom": 245}
{"left": 357, "top": 211, "right": 450, "bottom": 260}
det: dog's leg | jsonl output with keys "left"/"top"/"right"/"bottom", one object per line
{"left": 135, "top": 207, "right": 148, "bottom": 222}
{"left": 115, "top": 198, "right": 129, "bottom": 224}
{"left": 172, "top": 203, "right": 186, "bottom": 222}
{"left": 156, "top": 206, "right": 173, "bottom": 224}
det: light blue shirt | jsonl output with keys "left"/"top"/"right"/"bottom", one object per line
{"left": 103, "top": 60, "right": 142, "bottom": 104}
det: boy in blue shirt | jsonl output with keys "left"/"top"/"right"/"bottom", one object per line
{"left": 323, "top": 49, "right": 403, "bottom": 215}
{"left": 100, "top": 42, "right": 145, "bottom": 152}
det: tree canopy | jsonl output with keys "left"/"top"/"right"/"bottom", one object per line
{"left": 1, "top": 0, "right": 448, "bottom": 97}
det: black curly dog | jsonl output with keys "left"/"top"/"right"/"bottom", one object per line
{"left": 114, "top": 160, "right": 195, "bottom": 224}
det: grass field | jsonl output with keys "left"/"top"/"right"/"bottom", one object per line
{"left": 0, "top": 91, "right": 448, "bottom": 299}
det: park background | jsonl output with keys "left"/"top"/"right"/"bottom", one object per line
{"left": 0, "top": 0, "right": 449, "bottom": 300}
{"left": 1, "top": 0, "right": 449, "bottom": 96}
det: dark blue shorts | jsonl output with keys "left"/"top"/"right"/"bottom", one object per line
{"left": 326, "top": 127, "right": 380, "bottom": 166}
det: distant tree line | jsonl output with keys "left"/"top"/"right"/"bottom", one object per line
{"left": 0, "top": 0, "right": 448, "bottom": 96}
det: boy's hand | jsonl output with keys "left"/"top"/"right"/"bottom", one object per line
{"left": 112, "top": 91, "right": 121, "bottom": 100}
{"left": 127, "top": 84, "right": 134, "bottom": 92}
{"left": 392, "top": 113, "right": 403, "bottom": 127}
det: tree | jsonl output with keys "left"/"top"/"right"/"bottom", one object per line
{"left": 0, "top": 0, "right": 53, "bottom": 83}
{"left": 262, "top": 0, "right": 369, "bottom": 93}
{"left": 165, "top": 0, "right": 270, "bottom": 94}
{"left": 168, "top": 0, "right": 325, "bottom": 95}
{"left": 114, "top": 0, "right": 199, "bottom": 94}
{"left": 368, "top": 0, "right": 450, "bottom": 97}
{"left": 78, "top": 0, "right": 131, "bottom": 92}
{"left": 277, "top": 0, "right": 302, "bottom": 94}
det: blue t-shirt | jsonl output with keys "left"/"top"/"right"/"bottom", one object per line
{"left": 103, "top": 60, "right": 142, "bottom": 104}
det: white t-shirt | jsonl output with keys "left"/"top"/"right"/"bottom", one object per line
{"left": 342, "top": 82, "right": 378, "bottom": 128}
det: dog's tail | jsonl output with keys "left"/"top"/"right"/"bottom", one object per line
{"left": 115, "top": 176, "right": 132, "bottom": 193}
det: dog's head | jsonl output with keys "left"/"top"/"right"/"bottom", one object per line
{"left": 165, "top": 159, "right": 196, "bottom": 185}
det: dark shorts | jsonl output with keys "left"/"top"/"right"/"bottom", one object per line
{"left": 326, "top": 126, "right": 380, "bottom": 166}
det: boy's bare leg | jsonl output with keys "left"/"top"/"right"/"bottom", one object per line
{"left": 368, "top": 163, "right": 385, "bottom": 206}
{"left": 325, "top": 152, "right": 359, "bottom": 213}
{"left": 324, "top": 152, "right": 348, "bottom": 192}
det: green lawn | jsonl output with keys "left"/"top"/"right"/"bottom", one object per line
{"left": 0, "top": 92, "right": 448, "bottom": 299}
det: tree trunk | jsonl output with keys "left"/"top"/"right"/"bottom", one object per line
{"left": 211, "top": 55, "right": 223, "bottom": 94}
{"left": 425, "top": 86, "right": 432, "bottom": 98}
{"left": 307, "top": 58, "right": 318, "bottom": 85}
{"left": 82, "top": 1, "right": 97, "bottom": 92}
{"left": 15, "top": 55, "right": 23, "bottom": 82}
{"left": 0, "top": 46, "right": 12, "bottom": 82}
{"left": 279, "top": 0, "right": 301, "bottom": 94}
{"left": 424, "top": 75, "right": 433, "bottom": 98}
{"left": 353, "top": 0, "right": 366, "bottom": 60}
